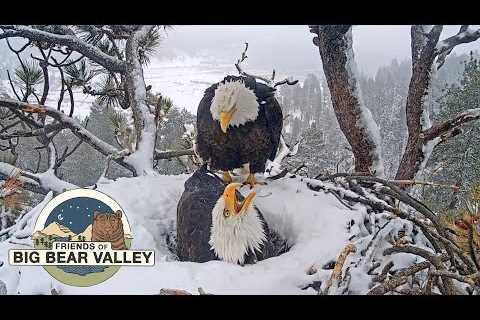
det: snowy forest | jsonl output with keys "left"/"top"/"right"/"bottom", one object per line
{"left": 0, "top": 25, "right": 480, "bottom": 295}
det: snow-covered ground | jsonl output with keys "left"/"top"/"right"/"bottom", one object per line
{"left": 0, "top": 174, "right": 379, "bottom": 295}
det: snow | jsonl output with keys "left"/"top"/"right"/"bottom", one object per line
{"left": 0, "top": 162, "right": 76, "bottom": 194}
{"left": 264, "top": 136, "right": 299, "bottom": 178}
{"left": 418, "top": 137, "right": 441, "bottom": 179}
{"left": 416, "top": 82, "right": 439, "bottom": 179}
{"left": 122, "top": 28, "right": 159, "bottom": 177}
{"left": 35, "top": 170, "right": 76, "bottom": 194}
{"left": 183, "top": 123, "right": 195, "bottom": 137}
{"left": 436, "top": 27, "right": 480, "bottom": 52}
{"left": 0, "top": 174, "right": 384, "bottom": 295}
{"left": 461, "top": 108, "right": 480, "bottom": 119}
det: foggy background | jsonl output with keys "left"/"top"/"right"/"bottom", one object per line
{"left": 1, "top": 25, "right": 479, "bottom": 117}
{"left": 147, "top": 25, "right": 480, "bottom": 114}
{"left": 156, "top": 25, "right": 480, "bottom": 77}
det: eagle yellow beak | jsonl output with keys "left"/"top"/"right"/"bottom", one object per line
{"left": 223, "top": 183, "right": 256, "bottom": 216}
{"left": 219, "top": 109, "right": 235, "bottom": 133}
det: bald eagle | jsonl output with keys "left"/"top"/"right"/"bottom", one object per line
{"left": 176, "top": 165, "right": 288, "bottom": 265}
{"left": 196, "top": 75, "right": 283, "bottom": 187}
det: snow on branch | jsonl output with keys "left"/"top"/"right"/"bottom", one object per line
{"left": 264, "top": 135, "right": 301, "bottom": 178}
{"left": 394, "top": 25, "right": 480, "bottom": 182}
{"left": 123, "top": 25, "right": 158, "bottom": 176}
{"left": 0, "top": 160, "right": 76, "bottom": 195}
{"left": 0, "top": 133, "right": 78, "bottom": 195}
{"left": 0, "top": 25, "right": 126, "bottom": 73}
{"left": 436, "top": 26, "right": 480, "bottom": 69}
{"left": 423, "top": 108, "right": 480, "bottom": 142}
{"left": 235, "top": 42, "right": 299, "bottom": 88}
{"left": 309, "top": 172, "right": 480, "bottom": 294}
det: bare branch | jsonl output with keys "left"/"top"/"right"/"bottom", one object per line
{"left": 154, "top": 148, "right": 195, "bottom": 160}
{"left": 0, "top": 25, "right": 126, "bottom": 73}
{"left": 0, "top": 98, "right": 136, "bottom": 174}
{"left": 431, "top": 270, "right": 480, "bottom": 288}
{"left": 235, "top": 42, "right": 298, "bottom": 88}
{"left": 273, "top": 78, "right": 299, "bottom": 87}
{"left": 235, "top": 42, "right": 272, "bottom": 84}
{"left": 383, "top": 245, "right": 456, "bottom": 294}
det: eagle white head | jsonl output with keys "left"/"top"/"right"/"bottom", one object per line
{"left": 209, "top": 182, "right": 266, "bottom": 264}
{"left": 210, "top": 80, "right": 259, "bottom": 133}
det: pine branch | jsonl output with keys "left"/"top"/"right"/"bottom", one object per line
{"left": 0, "top": 25, "right": 126, "bottom": 73}
{"left": 0, "top": 98, "right": 136, "bottom": 174}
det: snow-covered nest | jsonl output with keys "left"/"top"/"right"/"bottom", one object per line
{"left": 0, "top": 174, "right": 420, "bottom": 295}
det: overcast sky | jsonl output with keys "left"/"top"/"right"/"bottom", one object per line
{"left": 156, "top": 25, "right": 480, "bottom": 77}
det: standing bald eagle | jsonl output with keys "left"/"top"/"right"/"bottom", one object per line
{"left": 196, "top": 75, "right": 283, "bottom": 187}
{"left": 176, "top": 165, "right": 287, "bottom": 265}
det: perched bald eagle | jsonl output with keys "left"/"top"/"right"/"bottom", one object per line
{"left": 176, "top": 165, "right": 287, "bottom": 265}
{"left": 196, "top": 75, "right": 283, "bottom": 187}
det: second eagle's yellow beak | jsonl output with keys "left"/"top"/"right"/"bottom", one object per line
{"left": 223, "top": 183, "right": 256, "bottom": 217}
{"left": 219, "top": 109, "right": 235, "bottom": 133}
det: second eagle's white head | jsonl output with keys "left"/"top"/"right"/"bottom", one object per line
{"left": 209, "top": 182, "right": 266, "bottom": 264}
{"left": 210, "top": 80, "right": 259, "bottom": 133}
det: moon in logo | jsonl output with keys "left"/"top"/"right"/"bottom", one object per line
{"left": 57, "top": 214, "right": 64, "bottom": 221}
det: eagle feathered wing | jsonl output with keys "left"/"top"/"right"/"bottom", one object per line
{"left": 262, "top": 90, "right": 283, "bottom": 161}
{"left": 246, "top": 77, "right": 283, "bottom": 161}
{"left": 176, "top": 165, "right": 224, "bottom": 262}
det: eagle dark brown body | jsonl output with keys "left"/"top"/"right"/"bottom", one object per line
{"left": 176, "top": 165, "right": 288, "bottom": 264}
{"left": 196, "top": 75, "right": 283, "bottom": 174}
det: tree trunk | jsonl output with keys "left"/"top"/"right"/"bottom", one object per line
{"left": 310, "top": 26, "right": 384, "bottom": 176}
{"left": 124, "top": 26, "right": 158, "bottom": 176}
{"left": 395, "top": 26, "right": 443, "bottom": 181}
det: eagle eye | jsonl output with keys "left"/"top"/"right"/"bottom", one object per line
{"left": 223, "top": 209, "right": 230, "bottom": 218}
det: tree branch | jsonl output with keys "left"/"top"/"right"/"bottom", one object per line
{"left": 154, "top": 148, "right": 195, "bottom": 160}
{"left": 123, "top": 25, "right": 157, "bottom": 175}
{"left": 436, "top": 26, "right": 480, "bottom": 68}
{"left": 0, "top": 160, "right": 75, "bottom": 195}
{"left": 0, "top": 25, "right": 126, "bottom": 73}
{"left": 235, "top": 42, "right": 298, "bottom": 88}
{"left": 423, "top": 108, "right": 480, "bottom": 141}
{"left": 0, "top": 98, "right": 136, "bottom": 174}
{"left": 396, "top": 25, "right": 444, "bottom": 182}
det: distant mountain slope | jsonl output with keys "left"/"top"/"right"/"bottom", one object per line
{"left": 33, "top": 221, "right": 76, "bottom": 239}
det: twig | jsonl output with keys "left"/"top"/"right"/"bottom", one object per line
{"left": 234, "top": 42, "right": 298, "bottom": 88}
{"left": 323, "top": 243, "right": 356, "bottom": 294}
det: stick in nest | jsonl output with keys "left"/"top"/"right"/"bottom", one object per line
{"left": 158, "top": 288, "right": 192, "bottom": 295}
{"left": 323, "top": 243, "right": 356, "bottom": 294}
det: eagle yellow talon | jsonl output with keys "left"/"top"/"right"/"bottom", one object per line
{"left": 242, "top": 174, "right": 266, "bottom": 189}
{"left": 23, "top": 105, "right": 46, "bottom": 113}
{"left": 222, "top": 171, "right": 233, "bottom": 184}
